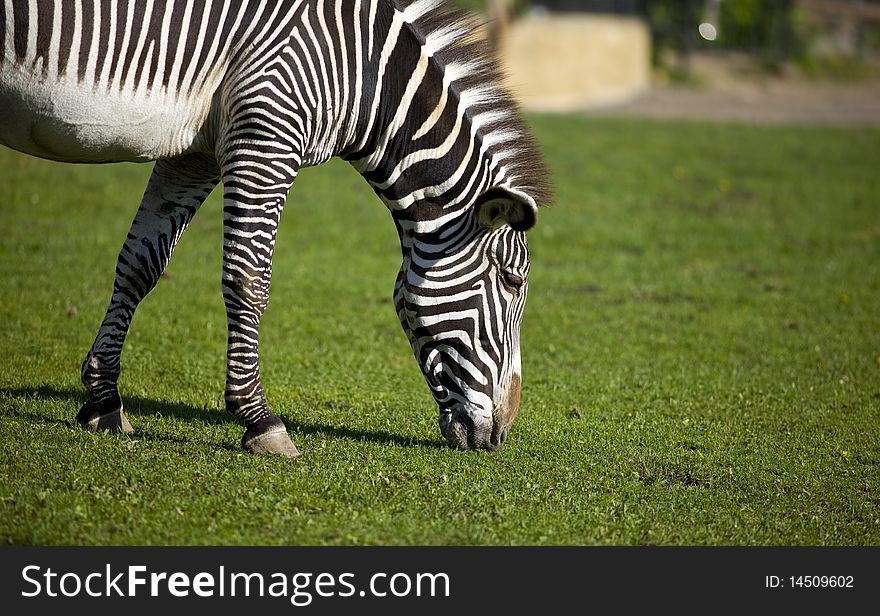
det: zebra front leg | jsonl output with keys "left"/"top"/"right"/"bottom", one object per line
{"left": 78, "top": 154, "right": 220, "bottom": 433}
{"left": 221, "top": 166, "right": 300, "bottom": 457}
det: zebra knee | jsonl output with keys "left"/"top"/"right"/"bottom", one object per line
{"left": 221, "top": 267, "right": 270, "bottom": 316}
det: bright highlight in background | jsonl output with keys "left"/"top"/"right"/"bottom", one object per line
{"left": 699, "top": 22, "right": 718, "bottom": 41}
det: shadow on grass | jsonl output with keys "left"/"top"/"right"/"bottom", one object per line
{"left": 0, "top": 384, "right": 444, "bottom": 451}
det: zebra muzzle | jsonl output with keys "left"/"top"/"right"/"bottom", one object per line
{"left": 439, "top": 406, "right": 496, "bottom": 451}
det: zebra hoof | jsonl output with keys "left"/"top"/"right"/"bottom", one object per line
{"left": 241, "top": 417, "right": 300, "bottom": 458}
{"left": 76, "top": 398, "right": 134, "bottom": 434}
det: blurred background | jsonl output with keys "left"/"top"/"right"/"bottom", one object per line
{"left": 458, "top": 0, "right": 880, "bottom": 124}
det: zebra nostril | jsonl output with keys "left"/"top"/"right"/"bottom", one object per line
{"left": 486, "top": 423, "right": 509, "bottom": 451}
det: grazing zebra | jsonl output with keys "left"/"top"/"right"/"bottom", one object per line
{"left": 0, "top": 0, "right": 551, "bottom": 456}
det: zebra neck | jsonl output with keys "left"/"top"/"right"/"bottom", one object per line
{"left": 393, "top": 205, "right": 479, "bottom": 257}
{"left": 341, "top": 0, "right": 516, "bottom": 235}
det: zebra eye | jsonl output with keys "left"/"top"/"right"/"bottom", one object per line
{"left": 500, "top": 270, "right": 524, "bottom": 291}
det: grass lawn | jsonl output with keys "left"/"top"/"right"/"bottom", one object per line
{"left": 1, "top": 116, "right": 878, "bottom": 545}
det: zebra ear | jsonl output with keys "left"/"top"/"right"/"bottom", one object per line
{"left": 475, "top": 187, "right": 538, "bottom": 232}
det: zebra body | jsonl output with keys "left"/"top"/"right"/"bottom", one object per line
{"left": 1, "top": 0, "right": 550, "bottom": 454}
{"left": 2, "top": 0, "right": 308, "bottom": 163}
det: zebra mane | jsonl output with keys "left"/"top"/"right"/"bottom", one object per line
{"left": 394, "top": 0, "right": 553, "bottom": 208}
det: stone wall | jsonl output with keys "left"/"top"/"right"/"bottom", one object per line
{"left": 499, "top": 14, "right": 651, "bottom": 112}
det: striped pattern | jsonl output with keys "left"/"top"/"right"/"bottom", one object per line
{"left": 394, "top": 212, "right": 533, "bottom": 449}
{"left": 0, "top": 0, "right": 247, "bottom": 95}
{"left": 0, "top": 0, "right": 550, "bottom": 451}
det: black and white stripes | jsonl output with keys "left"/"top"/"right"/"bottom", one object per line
{"left": 0, "top": 0, "right": 257, "bottom": 95}
{"left": 1, "top": 0, "right": 551, "bottom": 454}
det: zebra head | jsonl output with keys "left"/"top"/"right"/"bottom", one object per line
{"left": 394, "top": 187, "right": 538, "bottom": 451}
{"left": 343, "top": 0, "right": 551, "bottom": 450}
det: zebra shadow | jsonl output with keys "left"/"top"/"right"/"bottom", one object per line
{"left": 0, "top": 384, "right": 444, "bottom": 451}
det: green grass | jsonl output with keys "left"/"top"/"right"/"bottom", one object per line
{"left": 1, "top": 116, "right": 878, "bottom": 545}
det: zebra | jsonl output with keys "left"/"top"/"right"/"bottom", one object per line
{"left": 0, "top": 0, "right": 551, "bottom": 456}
